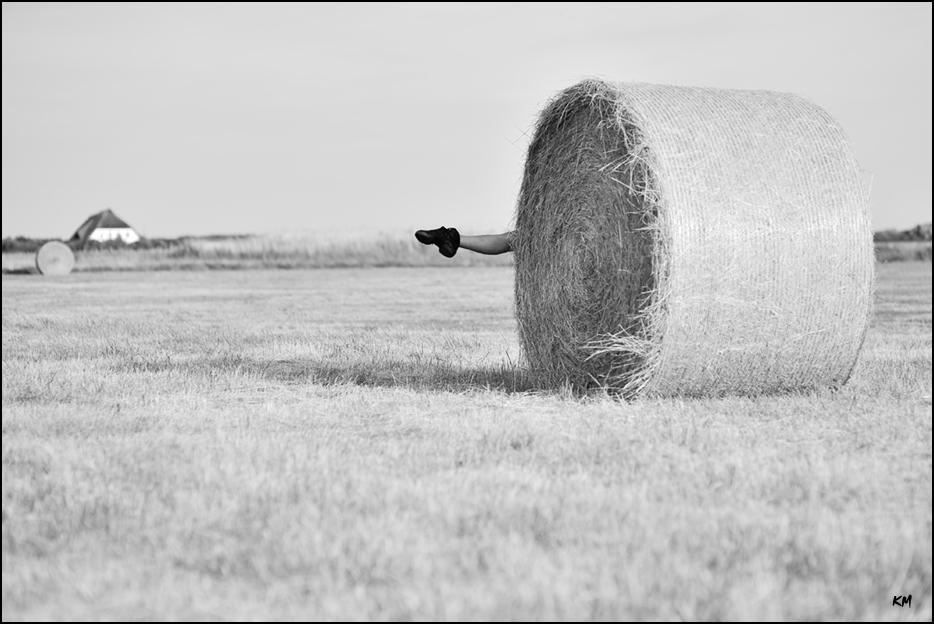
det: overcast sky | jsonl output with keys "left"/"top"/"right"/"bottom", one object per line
{"left": 2, "top": 2, "right": 931, "bottom": 239}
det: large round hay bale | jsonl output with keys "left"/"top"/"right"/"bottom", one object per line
{"left": 35, "top": 241, "right": 75, "bottom": 276}
{"left": 514, "top": 80, "right": 874, "bottom": 398}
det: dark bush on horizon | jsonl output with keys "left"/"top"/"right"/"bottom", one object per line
{"left": 874, "top": 223, "right": 932, "bottom": 242}
{"left": 1, "top": 237, "right": 58, "bottom": 253}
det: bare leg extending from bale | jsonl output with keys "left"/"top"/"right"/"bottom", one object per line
{"left": 460, "top": 232, "right": 513, "bottom": 255}
{"left": 415, "top": 227, "right": 514, "bottom": 257}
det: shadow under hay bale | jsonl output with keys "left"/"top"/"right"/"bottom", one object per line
{"left": 514, "top": 80, "right": 874, "bottom": 398}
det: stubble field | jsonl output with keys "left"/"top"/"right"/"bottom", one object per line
{"left": 2, "top": 262, "right": 931, "bottom": 621}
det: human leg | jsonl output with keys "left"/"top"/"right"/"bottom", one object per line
{"left": 459, "top": 232, "right": 513, "bottom": 255}
{"left": 415, "top": 228, "right": 514, "bottom": 256}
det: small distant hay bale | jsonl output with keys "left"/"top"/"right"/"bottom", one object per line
{"left": 514, "top": 80, "right": 874, "bottom": 398}
{"left": 35, "top": 241, "right": 75, "bottom": 276}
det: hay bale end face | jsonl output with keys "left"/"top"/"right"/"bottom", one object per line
{"left": 514, "top": 80, "right": 874, "bottom": 398}
{"left": 35, "top": 241, "right": 76, "bottom": 276}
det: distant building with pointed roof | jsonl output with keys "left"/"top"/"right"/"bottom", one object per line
{"left": 70, "top": 209, "right": 140, "bottom": 247}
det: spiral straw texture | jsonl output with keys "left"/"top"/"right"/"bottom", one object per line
{"left": 513, "top": 80, "right": 874, "bottom": 398}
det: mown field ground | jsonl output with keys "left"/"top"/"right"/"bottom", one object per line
{"left": 2, "top": 262, "right": 931, "bottom": 621}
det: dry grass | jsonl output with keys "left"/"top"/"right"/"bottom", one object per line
{"left": 514, "top": 80, "right": 874, "bottom": 398}
{"left": 2, "top": 235, "right": 924, "bottom": 277}
{"left": 1, "top": 231, "right": 513, "bottom": 274}
{"left": 876, "top": 241, "right": 933, "bottom": 263}
{"left": 1, "top": 262, "right": 931, "bottom": 621}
